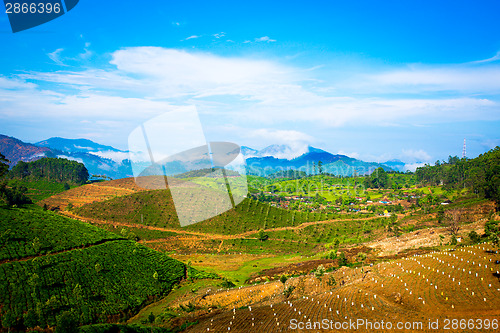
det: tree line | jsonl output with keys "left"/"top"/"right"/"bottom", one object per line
{"left": 415, "top": 147, "right": 500, "bottom": 210}
{"left": 0, "top": 154, "right": 89, "bottom": 206}
{"left": 8, "top": 157, "right": 89, "bottom": 184}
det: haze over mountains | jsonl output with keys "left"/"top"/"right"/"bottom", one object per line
{"left": 0, "top": 134, "right": 408, "bottom": 179}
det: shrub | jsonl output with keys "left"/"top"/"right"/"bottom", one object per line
{"left": 468, "top": 231, "right": 481, "bottom": 244}
{"left": 283, "top": 286, "right": 295, "bottom": 298}
{"left": 338, "top": 252, "right": 348, "bottom": 267}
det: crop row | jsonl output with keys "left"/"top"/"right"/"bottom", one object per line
{"left": 0, "top": 207, "right": 121, "bottom": 262}
{"left": 0, "top": 240, "right": 185, "bottom": 330}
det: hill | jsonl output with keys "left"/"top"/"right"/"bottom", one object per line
{"left": 36, "top": 137, "right": 125, "bottom": 155}
{"left": 39, "top": 177, "right": 147, "bottom": 210}
{"left": 72, "top": 189, "right": 335, "bottom": 235}
{"left": 0, "top": 134, "right": 53, "bottom": 166}
{"left": 0, "top": 205, "right": 187, "bottom": 331}
{"left": 0, "top": 134, "right": 133, "bottom": 180}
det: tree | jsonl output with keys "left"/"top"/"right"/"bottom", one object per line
{"left": 485, "top": 220, "right": 499, "bottom": 238}
{"left": 446, "top": 209, "right": 461, "bottom": 236}
{"left": 0, "top": 182, "right": 31, "bottom": 206}
{"left": 23, "top": 309, "right": 39, "bottom": 329}
{"left": 318, "top": 161, "right": 323, "bottom": 174}
{"left": 280, "top": 275, "right": 287, "bottom": 284}
{"left": 468, "top": 231, "right": 480, "bottom": 244}
{"left": 8, "top": 157, "right": 89, "bottom": 184}
{"left": 369, "top": 167, "right": 390, "bottom": 189}
{"left": 314, "top": 264, "right": 325, "bottom": 278}
{"left": 0, "top": 153, "right": 8, "bottom": 178}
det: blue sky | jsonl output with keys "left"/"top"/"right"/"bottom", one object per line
{"left": 1, "top": 0, "right": 499, "bottom": 169}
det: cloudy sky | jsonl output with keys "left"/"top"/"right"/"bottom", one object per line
{"left": 1, "top": 0, "right": 499, "bottom": 168}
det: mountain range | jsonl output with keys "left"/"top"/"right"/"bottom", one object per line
{"left": 242, "top": 145, "right": 395, "bottom": 176}
{"left": 0, "top": 134, "right": 406, "bottom": 179}
{"left": 0, "top": 135, "right": 133, "bottom": 179}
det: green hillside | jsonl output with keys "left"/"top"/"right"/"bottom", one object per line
{"left": 74, "top": 190, "right": 338, "bottom": 235}
{"left": 0, "top": 206, "right": 186, "bottom": 332}
{"left": 0, "top": 207, "right": 120, "bottom": 262}
{"left": 7, "top": 179, "right": 77, "bottom": 202}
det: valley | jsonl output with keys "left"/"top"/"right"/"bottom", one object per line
{"left": 0, "top": 144, "right": 499, "bottom": 332}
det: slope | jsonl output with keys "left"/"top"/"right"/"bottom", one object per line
{"left": 0, "top": 205, "right": 186, "bottom": 331}
{"left": 72, "top": 189, "right": 335, "bottom": 235}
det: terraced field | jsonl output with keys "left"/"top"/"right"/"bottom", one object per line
{"left": 182, "top": 243, "right": 500, "bottom": 332}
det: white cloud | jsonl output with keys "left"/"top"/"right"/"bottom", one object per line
{"left": 89, "top": 150, "right": 130, "bottom": 163}
{"left": 0, "top": 76, "right": 37, "bottom": 90}
{"left": 57, "top": 155, "right": 84, "bottom": 164}
{"left": 2, "top": 47, "right": 500, "bottom": 151}
{"left": 255, "top": 36, "right": 276, "bottom": 42}
{"left": 470, "top": 51, "right": 500, "bottom": 64}
{"left": 184, "top": 35, "right": 201, "bottom": 40}
{"left": 404, "top": 162, "right": 427, "bottom": 172}
{"left": 337, "top": 150, "right": 360, "bottom": 159}
{"left": 402, "top": 149, "right": 431, "bottom": 162}
{"left": 213, "top": 32, "right": 226, "bottom": 39}
{"left": 362, "top": 65, "right": 500, "bottom": 94}
{"left": 48, "top": 48, "right": 65, "bottom": 65}
{"left": 246, "top": 129, "right": 313, "bottom": 158}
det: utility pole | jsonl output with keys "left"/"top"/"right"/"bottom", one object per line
{"left": 462, "top": 138, "right": 466, "bottom": 159}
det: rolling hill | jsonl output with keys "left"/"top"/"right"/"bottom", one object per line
{"left": 71, "top": 188, "right": 335, "bottom": 235}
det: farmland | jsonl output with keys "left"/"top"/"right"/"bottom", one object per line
{"left": 0, "top": 205, "right": 187, "bottom": 332}
{"left": 181, "top": 243, "right": 500, "bottom": 332}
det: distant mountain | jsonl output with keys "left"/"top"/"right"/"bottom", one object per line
{"left": 36, "top": 137, "right": 124, "bottom": 154}
{"left": 242, "top": 144, "right": 316, "bottom": 159}
{"left": 382, "top": 159, "right": 406, "bottom": 172}
{"left": 36, "top": 137, "right": 133, "bottom": 179}
{"left": 0, "top": 134, "right": 54, "bottom": 166}
{"left": 0, "top": 134, "right": 133, "bottom": 180}
{"left": 240, "top": 146, "right": 259, "bottom": 157}
{"left": 245, "top": 146, "right": 392, "bottom": 177}
{"left": 1, "top": 134, "right": 394, "bottom": 180}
